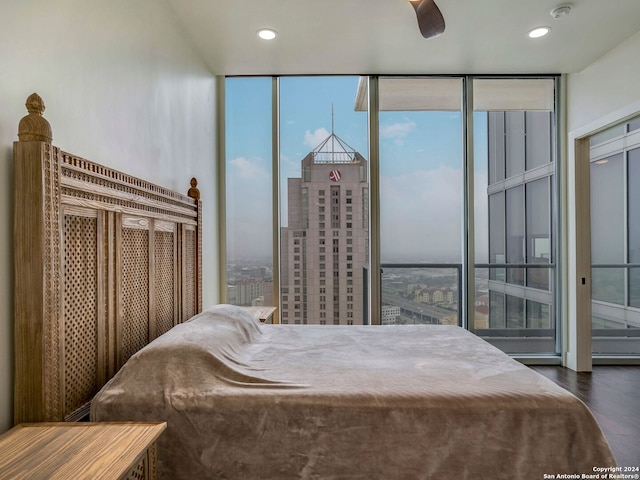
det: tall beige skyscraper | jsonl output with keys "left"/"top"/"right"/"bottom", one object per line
{"left": 280, "top": 132, "right": 368, "bottom": 325}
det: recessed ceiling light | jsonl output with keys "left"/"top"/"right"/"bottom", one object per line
{"left": 528, "top": 26, "right": 551, "bottom": 38}
{"left": 257, "top": 28, "right": 277, "bottom": 40}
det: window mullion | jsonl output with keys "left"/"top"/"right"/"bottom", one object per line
{"left": 367, "top": 76, "right": 381, "bottom": 326}
{"left": 464, "top": 76, "right": 475, "bottom": 331}
{"left": 272, "top": 76, "right": 281, "bottom": 312}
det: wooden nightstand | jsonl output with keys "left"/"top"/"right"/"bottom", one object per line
{"left": 0, "top": 422, "right": 166, "bottom": 480}
{"left": 244, "top": 306, "right": 278, "bottom": 324}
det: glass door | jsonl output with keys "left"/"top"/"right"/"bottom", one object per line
{"left": 590, "top": 117, "right": 640, "bottom": 355}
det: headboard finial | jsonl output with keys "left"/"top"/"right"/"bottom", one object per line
{"left": 18, "top": 92, "right": 53, "bottom": 143}
{"left": 188, "top": 177, "right": 200, "bottom": 200}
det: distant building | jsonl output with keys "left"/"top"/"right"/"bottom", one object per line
{"left": 381, "top": 305, "right": 401, "bottom": 325}
{"left": 485, "top": 110, "right": 554, "bottom": 333}
{"left": 280, "top": 132, "right": 369, "bottom": 324}
{"left": 415, "top": 287, "right": 455, "bottom": 306}
{"left": 475, "top": 294, "right": 489, "bottom": 307}
{"left": 475, "top": 305, "right": 489, "bottom": 329}
{"left": 233, "top": 278, "right": 265, "bottom": 306}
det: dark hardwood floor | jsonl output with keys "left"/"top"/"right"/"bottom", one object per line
{"left": 532, "top": 366, "right": 640, "bottom": 467}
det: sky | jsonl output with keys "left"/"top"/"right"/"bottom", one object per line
{"left": 225, "top": 76, "right": 489, "bottom": 264}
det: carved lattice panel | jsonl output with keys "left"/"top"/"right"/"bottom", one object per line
{"left": 63, "top": 214, "right": 98, "bottom": 417}
{"left": 122, "top": 227, "right": 149, "bottom": 363}
{"left": 155, "top": 230, "right": 175, "bottom": 337}
{"left": 14, "top": 104, "right": 203, "bottom": 423}
{"left": 125, "top": 444, "right": 158, "bottom": 480}
{"left": 183, "top": 228, "right": 196, "bottom": 321}
{"left": 125, "top": 458, "right": 146, "bottom": 480}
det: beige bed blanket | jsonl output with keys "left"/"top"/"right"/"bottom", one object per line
{"left": 91, "top": 304, "right": 616, "bottom": 479}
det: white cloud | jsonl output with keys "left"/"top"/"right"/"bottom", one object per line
{"left": 227, "top": 155, "right": 491, "bottom": 263}
{"left": 229, "top": 156, "right": 268, "bottom": 179}
{"left": 380, "top": 166, "right": 462, "bottom": 261}
{"left": 227, "top": 156, "right": 272, "bottom": 258}
{"left": 279, "top": 153, "right": 301, "bottom": 188}
{"left": 380, "top": 120, "right": 416, "bottom": 145}
{"left": 303, "top": 127, "right": 330, "bottom": 149}
{"left": 379, "top": 166, "right": 491, "bottom": 262}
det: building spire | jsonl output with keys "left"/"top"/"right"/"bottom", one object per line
{"left": 331, "top": 104, "right": 335, "bottom": 163}
{"left": 310, "top": 105, "right": 360, "bottom": 164}
{"left": 331, "top": 103, "right": 335, "bottom": 135}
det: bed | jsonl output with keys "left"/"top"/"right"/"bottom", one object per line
{"left": 91, "top": 304, "right": 617, "bottom": 479}
{"left": 14, "top": 93, "right": 616, "bottom": 479}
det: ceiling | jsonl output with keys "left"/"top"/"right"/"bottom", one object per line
{"left": 165, "top": 0, "right": 640, "bottom": 76}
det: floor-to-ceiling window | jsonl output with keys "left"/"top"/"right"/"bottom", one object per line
{"left": 473, "top": 79, "right": 558, "bottom": 355}
{"left": 278, "top": 76, "right": 368, "bottom": 325}
{"left": 590, "top": 116, "right": 640, "bottom": 355}
{"left": 224, "top": 75, "right": 560, "bottom": 357}
{"left": 225, "top": 78, "right": 274, "bottom": 307}
{"left": 375, "top": 77, "right": 463, "bottom": 326}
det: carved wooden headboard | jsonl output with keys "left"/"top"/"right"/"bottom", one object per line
{"left": 13, "top": 93, "right": 203, "bottom": 424}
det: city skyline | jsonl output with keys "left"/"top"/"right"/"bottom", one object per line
{"left": 226, "top": 76, "right": 490, "bottom": 263}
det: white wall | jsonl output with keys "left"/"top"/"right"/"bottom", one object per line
{"left": 0, "top": 0, "right": 219, "bottom": 432}
{"left": 567, "top": 30, "right": 640, "bottom": 133}
{"left": 564, "top": 31, "right": 640, "bottom": 370}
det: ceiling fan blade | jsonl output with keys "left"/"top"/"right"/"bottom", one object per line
{"left": 411, "top": 0, "right": 445, "bottom": 39}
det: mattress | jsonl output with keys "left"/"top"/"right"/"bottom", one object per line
{"left": 91, "top": 304, "right": 616, "bottom": 479}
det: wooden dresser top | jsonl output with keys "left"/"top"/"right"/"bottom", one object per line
{"left": 0, "top": 422, "right": 166, "bottom": 480}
